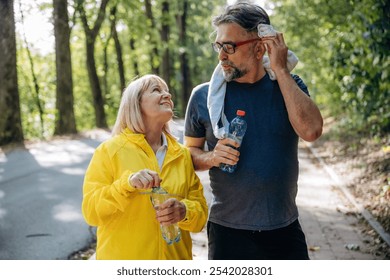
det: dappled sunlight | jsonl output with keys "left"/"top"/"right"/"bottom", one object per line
{"left": 52, "top": 202, "right": 83, "bottom": 222}
{"left": 0, "top": 208, "right": 7, "bottom": 220}
{"left": 298, "top": 174, "right": 332, "bottom": 187}
{"left": 0, "top": 154, "right": 8, "bottom": 181}
{"left": 0, "top": 160, "right": 4, "bottom": 180}
{"left": 0, "top": 190, "right": 7, "bottom": 220}
{"left": 59, "top": 167, "right": 87, "bottom": 175}
{"left": 28, "top": 140, "right": 96, "bottom": 168}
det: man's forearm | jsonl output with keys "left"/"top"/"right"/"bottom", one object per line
{"left": 276, "top": 69, "right": 323, "bottom": 142}
{"left": 188, "top": 146, "right": 215, "bottom": 171}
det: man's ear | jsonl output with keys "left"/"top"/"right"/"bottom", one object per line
{"left": 255, "top": 41, "right": 266, "bottom": 59}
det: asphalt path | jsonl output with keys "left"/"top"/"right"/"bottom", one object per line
{"left": 0, "top": 133, "right": 110, "bottom": 259}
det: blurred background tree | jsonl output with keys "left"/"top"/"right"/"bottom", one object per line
{"left": 0, "top": 0, "right": 24, "bottom": 145}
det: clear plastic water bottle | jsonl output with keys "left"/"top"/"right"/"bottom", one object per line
{"left": 220, "top": 110, "right": 247, "bottom": 173}
{"left": 150, "top": 186, "right": 181, "bottom": 245}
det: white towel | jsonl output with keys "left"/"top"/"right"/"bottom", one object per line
{"left": 207, "top": 45, "right": 298, "bottom": 139}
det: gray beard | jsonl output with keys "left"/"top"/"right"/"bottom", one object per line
{"left": 222, "top": 65, "right": 247, "bottom": 82}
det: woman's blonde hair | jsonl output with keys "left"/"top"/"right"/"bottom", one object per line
{"left": 111, "top": 74, "right": 172, "bottom": 136}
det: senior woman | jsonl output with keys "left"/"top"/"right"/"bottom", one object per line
{"left": 82, "top": 74, "right": 208, "bottom": 260}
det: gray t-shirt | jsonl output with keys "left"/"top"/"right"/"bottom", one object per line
{"left": 185, "top": 73, "right": 309, "bottom": 231}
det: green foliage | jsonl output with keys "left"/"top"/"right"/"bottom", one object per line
{"left": 14, "top": 0, "right": 227, "bottom": 140}
{"left": 333, "top": 0, "right": 390, "bottom": 135}
{"left": 13, "top": 0, "right": 388, "bottom": 141}
{"left": 273, "top": 0, "right": 389, "bottom": 136}
{"left": 17, "top": 39, "right": 56, "bottom": 140}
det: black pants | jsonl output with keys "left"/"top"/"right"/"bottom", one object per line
{"left": 207, "top": 220, "right": 310, "bottom": 260}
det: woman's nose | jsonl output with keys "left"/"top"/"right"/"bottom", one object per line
{"left": 162, "top": 91, "right": 171, "bottom": 98}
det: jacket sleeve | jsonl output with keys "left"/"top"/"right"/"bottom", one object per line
{"left": 178, "top": 148, "right": 208, "bottom": 232}
{"left": 82, "top": 143, "right": 137, "bottom": 226}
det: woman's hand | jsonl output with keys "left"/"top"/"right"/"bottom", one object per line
{"left": 129, "top": 169, "right": 162, "bottom": 189}
{"left": 155, "top": 198, "right": 186, "bottom": 226}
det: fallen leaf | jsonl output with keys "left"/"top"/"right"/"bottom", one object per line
{"left": 309, "top": 246, "right": 321, "bottom": 251}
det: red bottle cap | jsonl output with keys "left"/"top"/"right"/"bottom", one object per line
{"left": 236, "top": 110, "right": 245, "bottom": 116}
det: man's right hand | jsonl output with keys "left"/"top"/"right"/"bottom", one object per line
{"left": 185, "top": 136, "right": 240, "bottom": 171}
{"left": 211, "top": 138, "right": 240, "bottom": 167}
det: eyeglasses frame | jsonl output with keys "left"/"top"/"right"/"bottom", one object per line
{"left": 212, "top": 38, "right": 262, "bottom": 54}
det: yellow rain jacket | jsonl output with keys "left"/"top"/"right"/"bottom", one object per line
{"left": 82, "top": 128, "right": 208, "bottom": 260}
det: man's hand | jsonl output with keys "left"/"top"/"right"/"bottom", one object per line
{"left": 185, "top": 136, "right": 240, "bottom": 170}
{"left": 211, "top": 138, "right": 240, "bottom": 167}
{"left": 261, "top": 32, "right": 289, "bottom": 73}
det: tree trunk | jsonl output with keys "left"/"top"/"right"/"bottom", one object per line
{"left": 102, "top": 30, "right": 112, "bottom": 98}
{"left": 129, "top": 38, "right": 139, "bottom": 76}
{"left": 160, "top": 1, "right": 171, "bottom": 93}
{"left": 77, "top": 0, "right": 109, "bottom": 128}
{"left": 144, "top": 0, "right": 159, "bottom": 74}
{"left": 53, "top": 0, "right": 77, "bottom": 135}
{"left": 86, "top": 41, "right": 107, "bottom": 128}
{"left": 177, "top": 0, "right": 191, "bottom": 116}
{"left": 0, "top": 0, "right": 24, "bottom": 145}
{"left": 110, "top": 6, "right": 126, "bottom": 93}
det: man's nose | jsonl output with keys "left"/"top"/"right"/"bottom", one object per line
{"left": 218, "top": 48, "right": 228, "bottom": 60}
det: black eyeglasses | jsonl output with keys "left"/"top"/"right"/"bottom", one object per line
{"left": 212, "top": 38, "right": 261, "bottom": 54}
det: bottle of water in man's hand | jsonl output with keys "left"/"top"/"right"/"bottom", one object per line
{"left": 220, "top": 110, "right": 247, "bottom": 173}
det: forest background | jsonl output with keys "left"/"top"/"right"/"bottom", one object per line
{"left": 0, "top": 0, "right": 389, "bottom": 244}
{"left": 0, "top": 0, "right": 388, "bottom": 142}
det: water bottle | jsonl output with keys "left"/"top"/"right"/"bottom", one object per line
{"left": 150, "top": 186, "right": 181, "bottom": 245}
{"left": 220, "top": 110, "right": 247, "bottom": 173}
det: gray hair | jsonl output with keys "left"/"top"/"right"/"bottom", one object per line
{"left": 212, "top": 2, "right": 270, "bottom": 33}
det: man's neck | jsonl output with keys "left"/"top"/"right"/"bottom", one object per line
{"left": 234, "top": 66, "right": 267, "bottom": 84}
